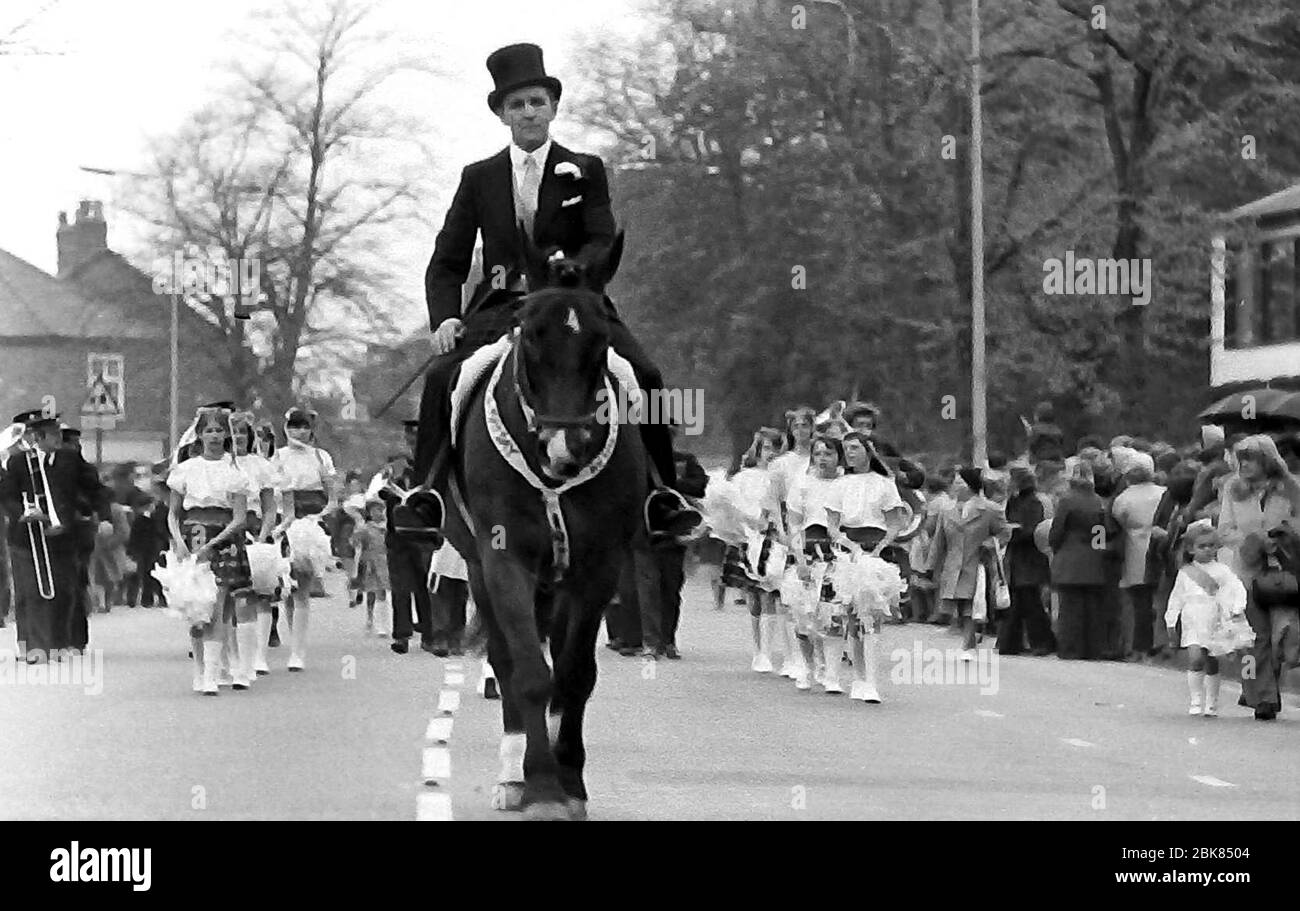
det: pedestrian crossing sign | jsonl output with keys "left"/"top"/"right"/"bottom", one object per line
{"left": 82, "top": 374, "right": 122, "bottom": 416}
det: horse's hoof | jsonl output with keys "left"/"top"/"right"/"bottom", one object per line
{"left": 522, "top": 800, "right": 572, "bottom": 821}
{"left": 565, "top": 798, "right": 588, "bottom": 821}
{"left": 490, "top": 782, "right": 526, "bottom": 811}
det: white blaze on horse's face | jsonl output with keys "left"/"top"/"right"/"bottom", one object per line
{"left": 540, "top": 427, "right": 577, "bottom": 479}
{"left": 564, "top": 307, "right": 580, "bottom": 334}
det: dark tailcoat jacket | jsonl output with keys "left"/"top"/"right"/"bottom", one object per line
{"left": 424, "top": 142, "right": 616, "bottom": 333}
{"left": 0, "top": 449, "right": 110, "bottom": 551}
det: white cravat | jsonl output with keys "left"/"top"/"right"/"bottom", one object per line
{"left": 511, "top": 139, "right": 550, "bottom": 235}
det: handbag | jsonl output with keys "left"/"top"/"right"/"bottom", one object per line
{"left": 972, "top": 563, "right": 988, "bottom": 622}
{"left": 991, "top": 543, "right": 1011, "bottom": 610}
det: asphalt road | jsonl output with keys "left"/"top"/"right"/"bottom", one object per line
{"left": 2, "top": 571, "right": 1297, "bottom": 821}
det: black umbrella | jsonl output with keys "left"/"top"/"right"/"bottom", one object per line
{"left": 1199, "top": 388, "right": 1300, "bottom": 423}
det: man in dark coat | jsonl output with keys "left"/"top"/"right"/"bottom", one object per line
{"left": 414, "top": 42, "right": 698, "bottom": 541}
{"left": 380, "top": 421, "right": 439, "bottom": 655}
{"left": 998, "top": 464, "right": 1054, "bottom": 655}
{"left": 657, "top": 437, "right": 708, "bottom": 657}
{"left": 0, "top": 411, "right": 111, "bottom": 661}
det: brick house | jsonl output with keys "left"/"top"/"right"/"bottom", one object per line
{"left": 0, "top": 200, "right": 234, "bottom": 463}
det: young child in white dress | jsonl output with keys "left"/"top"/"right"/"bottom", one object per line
{"left": 1164, "top": 520, "right": 1248, "bottom": 717}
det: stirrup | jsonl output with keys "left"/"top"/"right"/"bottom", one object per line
{"left": 393, "top": 489, "right": 445, "bottom": 541}
{"left": 644, "top": 488, "right": 703, "bottom": 543}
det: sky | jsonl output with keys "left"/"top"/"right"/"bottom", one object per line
{"left": 0, "top": 0, "right": 647, "bottom": 336}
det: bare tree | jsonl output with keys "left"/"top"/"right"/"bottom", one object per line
{"left": 0, "top": 0, "right": 64, "bottom": 57}
{"left": 124, "top": 0, "right": 436, "bottom": 420}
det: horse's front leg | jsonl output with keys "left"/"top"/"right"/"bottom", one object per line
{"left": 481, "top": 550, "right": 566, "bottom": 816}
{"left": 469, "top": 570, "right": 528, "bottom": 811}
{"left": 549, "top": 563, "right": 619, "bottom": 820}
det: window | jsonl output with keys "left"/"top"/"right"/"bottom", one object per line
{"left": 87, "top": 352, "right": 125, "bottom": 416}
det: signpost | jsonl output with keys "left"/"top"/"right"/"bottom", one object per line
{"left": 82, "top": 374, "right": 123, "bottom": 465}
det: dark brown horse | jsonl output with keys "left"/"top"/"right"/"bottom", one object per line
{"left": 441, "top": 233, "right": 645, "bottom": 819}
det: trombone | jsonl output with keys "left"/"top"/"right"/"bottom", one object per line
{"left": 18, "top": 439, "right": 62, "bottom": 600}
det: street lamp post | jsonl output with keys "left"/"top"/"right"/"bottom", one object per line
{"left": 969, "top": 0, "right": 987, "bottom": 465}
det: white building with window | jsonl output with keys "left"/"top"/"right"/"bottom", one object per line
{"left": 1210, "top": 182, "right": 1300, "bottom": 390}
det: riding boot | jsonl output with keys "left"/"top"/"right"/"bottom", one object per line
{"left": 234, "top": 621, "right": 259, "bottom": 689}
{"left": 821, "top": 633, "right": 845, "bottom": 694}
{"left": 201, "top": 639, "right": 222, "bottom": 695}
{"left": 288, "top": 604, "right": 309, "bottom": 671}
{"left": 253, "top": 611, "right": 272, "bottom": 675}
{"left": 268, "top": 604, "right": 281, "bottom": 648}
{"left": 1187, "top": 670, "right": 1205, "bottom": 715}
{"left": 1203, "top": 673, "right": 1221, "bottom": 717}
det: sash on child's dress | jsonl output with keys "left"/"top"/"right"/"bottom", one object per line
{"left": 1182, "top": 562, "right": 1220, "bottom": 597}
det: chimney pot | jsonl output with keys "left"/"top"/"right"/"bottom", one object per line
{"left": 57, "top": 199, "right": 109, "bottom": 276}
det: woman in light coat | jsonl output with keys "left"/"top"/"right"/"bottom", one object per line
{"left": 924, "top": 466, "right": 1008, "bottom": 658}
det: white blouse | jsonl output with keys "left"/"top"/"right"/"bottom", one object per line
{"left": 769, "top": 450, "right": 812, "bottom": 505}
{"left": 826, "top": 471, "right": 904, "bottom": 530}
{"left": 789, "top": 473, "right": 840, "bottom": 530}
{"left": 168, "top": 455, "right": 250, "bottom": 511}
{"left": 730, "top": 466, "right": 782, "bottom": 524}
{"left": 233, "top": 453, "right": 277, "bottom": 516}
{"left": 272, "top": 444, "right": 335, "bottom": 492}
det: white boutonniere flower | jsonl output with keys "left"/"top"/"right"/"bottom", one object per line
{"left": 554, "top": 161, "right": 583, "bottom": 179}
{"left": 560, "top": 195, "right": 583, "bottom": 208}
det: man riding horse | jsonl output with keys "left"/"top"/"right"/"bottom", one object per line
{"left": 413, "top": 43, "right": 701, "bottom": 541}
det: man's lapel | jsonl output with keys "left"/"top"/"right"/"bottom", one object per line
{"left": 532, "top": 142, "right": 568, "bottom": 243}
{"left": 490, "top": 148, "right": 517, "bottom": 237}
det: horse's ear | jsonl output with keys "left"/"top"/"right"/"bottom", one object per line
{"left": 518, "top": 220, "right": 549, "bottom": 291}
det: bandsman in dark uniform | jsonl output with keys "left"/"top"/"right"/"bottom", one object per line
{"left": 0, "top": 411, "right": 111, "bottom": 662}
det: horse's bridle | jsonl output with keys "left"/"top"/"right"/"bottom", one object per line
{"left": 510, "top": 333, "right": 606, "bottom": 434}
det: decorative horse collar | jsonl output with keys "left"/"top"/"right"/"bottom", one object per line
{"left": 484, "top": 339, "right": 621, "bottom": 581}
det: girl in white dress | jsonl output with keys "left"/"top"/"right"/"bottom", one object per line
{"left": 167, "top": 407, "right": 252, "bottom": 695}
{"left": 271, "top": 407, "right": 338, "bottom": 671}
{"left": 230, "top": 412, "right": 279, "bottom": 679}
{"left": 1165, "top": 520, "right": 1248, "bottom": 717}
{"left": 720, "top": 428, "right": 788, "bottom": 672}
{"left": 824, "top": 432, "right": 908, "bottom": 701}
{"left": 786, "top": 436, "right": 844, "bottom": 690}
{"left": 769, "top": 407, "right": 815, "bottom": 677}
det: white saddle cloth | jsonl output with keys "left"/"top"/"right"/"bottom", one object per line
{"left": 450, "top": 332, "right": 642, "bottom": 447}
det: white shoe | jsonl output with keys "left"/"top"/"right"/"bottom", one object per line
{"left": 822, "top": 679, "right": 844, "bottom": 695}
{"left": 751, "top": 653, "right": 773, "bottom": 673}
{"left": 287, "top": 654, "right": 305, "bottom": 672}
{"left": 959, "top": 649, "right": 976, "bottom": 663}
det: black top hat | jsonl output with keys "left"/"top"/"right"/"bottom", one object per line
{"left": 486, "top": 43, "right": 562, "bottom": 111}
{"left": 61, "top": 426, "right": 82, "bottom": 438}
{"left": 13, "top": 409, "right": 59, "bottom": 428}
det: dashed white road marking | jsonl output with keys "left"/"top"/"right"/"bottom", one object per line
{"left": 974, "top": 709, "right": 1004, "bottom": 718}
{"left": 416, "top": 793, "right": 454, "bottom": 821}
{"left": 422, "top": 746, "right": 452, "bottom": 782}
{"left": 1061, "top": 738, "right": 1095, "bottom": 748}
{"left": 426, "top": 717, "right": 454, "bottom": 743}
{"left": 417, "top": 660, "right": 477, "bottom": 821}
{"left": 1190, "top": 774, "right": 1236, "bottom": 788}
